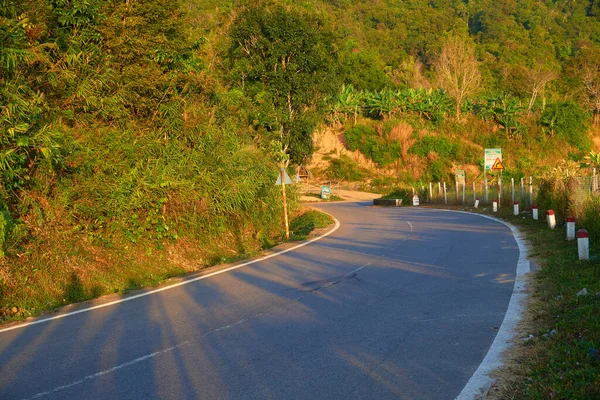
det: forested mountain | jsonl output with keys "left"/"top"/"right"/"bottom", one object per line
{"left": 2, "top": 0, "right": 600, "bottom": 315}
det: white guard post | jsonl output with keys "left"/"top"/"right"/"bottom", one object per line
{"left": 492, "top": 200, "right": 498, "bottom": 212}
{"left": 566, "top": 216, "right": 576, "bottom": 241}
{"left": 547, "top": 210, "right": 556, "bottom": 229}
{"left": 474, "top": 198, "right": 480, "bottom": 209}
{"left": 578, "top": 229, "right": 589, "bottom": 260}
{"left": 513, "top": 201, "right": 519, "bottom": 216}
{"left": 532, "top": 204, "right": 538, "bottom": 220}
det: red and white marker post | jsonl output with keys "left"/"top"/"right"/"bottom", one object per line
{"left": 532, "top": 204, "right": 539, "bottom": 220}
{"left": 566, "top": 216, "right": 576, "bottom": 241}
{"left": 577, "top": 229, "right": 589, "bottom": 260}
{"left": 474, "top": 198, "right": 480, "bottom": 209}
{"left": 493, "top": 200, "right": 498, "bottom": 212}
{"left": 513, "top": 201, "right": 519, "bottom": 216}
{"left": 547, "top": 210, "right": 556, "bottom": 229}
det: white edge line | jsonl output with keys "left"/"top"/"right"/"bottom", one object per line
{"left": 453, "top": 211, "right": 530, "bottom": 400}
{"left": 0, "top": 215, "right": 341, "bottom": 334}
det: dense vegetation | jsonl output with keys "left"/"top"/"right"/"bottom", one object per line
{"left": 2, "top": 0, "right": 600, "bottom": 315}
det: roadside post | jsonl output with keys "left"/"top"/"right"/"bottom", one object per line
{"left": 493, "top": 200, "right": 498, "bottom": 212}
{"left": 578, "top": 229, "right": 590, "bottom": 260}
{"left": 547, "top": 210, "right": 556, "bottom": 229}
{"left": 513, "top": 201, "right": 519, "bottom": 216}
{"left": 566, "top": 216, "right": 576, "bottom": 241}
{"left": 475, "top": 198, "right": 480, "bottom": 208}
{"left": 532, "top": 204, "right": 539, "bottom": 220}
{"left": 412, "top": 194, "right": 420, "bottom": 206}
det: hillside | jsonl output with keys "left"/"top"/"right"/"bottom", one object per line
{"left": 2, "top": 0, "right": 600, "bottom": 318}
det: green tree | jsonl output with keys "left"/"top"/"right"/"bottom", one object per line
{"left": 228, "top": 3, "right": 338, "bottom": 166}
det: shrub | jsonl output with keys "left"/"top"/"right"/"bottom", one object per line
{"left": 409, "top": 135, "right": 459, "bottom": 159}
{"left": 343, "top": 124, "right": 401, "bottom": 167}
{"left": 541, "top": 101, "right": 591, "bottom": 150}
{"left": 325, "top": 155, "right": 364, "bottom": 181}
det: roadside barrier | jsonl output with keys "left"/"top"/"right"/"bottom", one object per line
{"left": 532, "top": 204, "right": 538, "bottom": 220}
{"left": 513, "top": 201, "right": 519, "bottom": 216}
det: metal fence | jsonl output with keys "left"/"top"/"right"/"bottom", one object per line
{"left": 420, "top": 176, "right": 537, "bottom": 208}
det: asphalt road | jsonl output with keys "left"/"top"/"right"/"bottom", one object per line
{"left": 0, "top": 203, "right": 520, "bottom": 400}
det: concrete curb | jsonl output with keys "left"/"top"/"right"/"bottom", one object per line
{"left": 453, "top": 212, "right": 531, "bottom": 400}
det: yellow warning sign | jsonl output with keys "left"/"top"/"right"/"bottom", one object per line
{"left": 491, "top": 158, "right": 505, "bottom": 171}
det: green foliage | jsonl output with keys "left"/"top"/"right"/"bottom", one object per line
{"left": 344, "top": 124, "right": 400, "bottom": 167}
{"left": 473, "top": 93, "right": 525, "bottom": 138}
{"left": 289, "top": 210, "right": 333, "bottom": 240}
{"left": 541, "top": 101, "right": 591, "bottom": 150}
{"left": 324, "top": 155, "right": 364, "bottom": 181}
{"left": 409, "top": 136, "right": 459, "bottom": 159}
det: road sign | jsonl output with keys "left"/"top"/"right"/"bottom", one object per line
{"left": 412, "top": 195, "right": 419, "bottom": 206}
{"left": 491, "top": 158, "right": 505, "bottom": 171}
{"left": 320, "top": 186, "right": 331, "bottom": 199}
{"left": 484, "top": 148, "right": 502, "bottom": 171}
{"left": 275, "top": 169, "right": 293, "bottom": 185}
{"left": 456, "top": 170, "right": 465, "bottom": 185}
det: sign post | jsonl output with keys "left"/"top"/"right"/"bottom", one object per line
{"left": 275, "top": 168, "right": 293, "bottom": 239}
{"left": 488, "top": 150, "right": 505, "bottom": 207}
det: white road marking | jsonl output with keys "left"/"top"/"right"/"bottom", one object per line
{"left": 344, "top": 219, "right": 414, "bottom": 277}
{"left": 1, "top": 215, "right": 341, "bottom": 334}
{"left": 454, "top": 212, "right": 530, "bottom": 400}
{"left": 24, "top": 341, "right": 191, "bottom": 400}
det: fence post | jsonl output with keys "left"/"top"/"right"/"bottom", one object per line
{"left": 429, "top": 182, "right": 433, "bottom": 202}
{"left": 520, "top": 177, "right": 525, "bottom": 203}
{"left": 443, "top": 182, "right": 447, "bottom": 204}
{"left": 484, "top": 174, "right": 488, "bottom": 204}
{"left": 511, "top": 178, "right": 515, "bottom": 204}
{"left": 455, "top": 180, "right": 459, "bottom": 203}
{"left": 529, "top": 176, "right": 533, "bottom": 205}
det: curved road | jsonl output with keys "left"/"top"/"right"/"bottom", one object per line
{"left": 0, "top": 203, "right": 520, "bottom": 400}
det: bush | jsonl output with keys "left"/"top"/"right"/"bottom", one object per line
{"left": 325, "top": 155, "right": 364, "bottom": 181}
{"left": 409, "top": 135, "right": 459, "bottom": 158}
{"left": 541, "top": 101, "right": 592, "bottom": 150}
{"left": 343, "top": 124, "right": 401, "bottom": 167}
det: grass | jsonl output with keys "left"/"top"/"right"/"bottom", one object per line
{"left": 0, "top": 208, "right": 335, "bottom": 323}
{"left": 304, "top": 193, "right": 345, "bottom": 202}
{"left": 289, "top": 210, "right": 334, "bottom": 240}
{"left": 486, "top": 208, "right": 600, "bottom": 399}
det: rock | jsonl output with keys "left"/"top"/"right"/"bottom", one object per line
{"left": 576, "top": 288, "right": 588, "bottom": 297}
{"left": 521, "top": 334, "right": 535, "bottom": 342}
